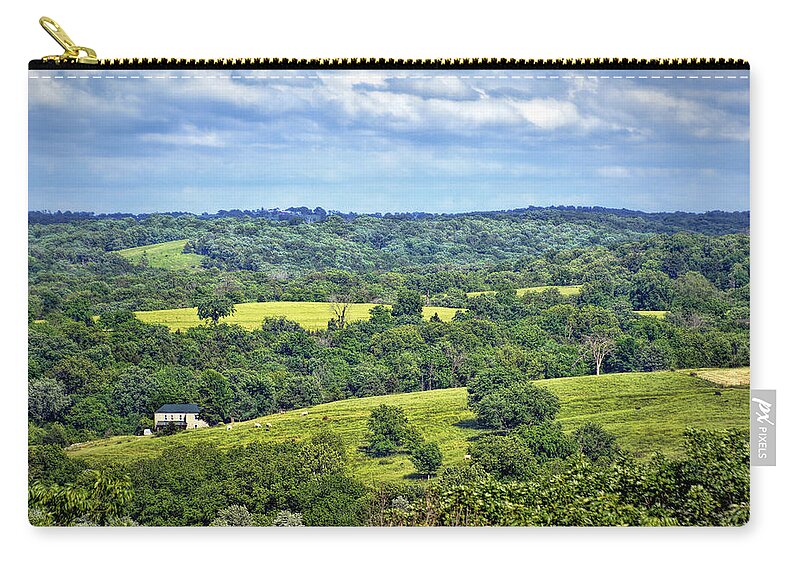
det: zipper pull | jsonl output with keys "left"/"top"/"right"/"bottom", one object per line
{"left": 39, "top": 16, "right": 98, "bottom": 64}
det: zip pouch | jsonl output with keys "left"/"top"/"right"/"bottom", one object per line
{"left": 28, "top": 17, "right": 751, "bottom": 527}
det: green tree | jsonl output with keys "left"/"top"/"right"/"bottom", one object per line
{"left": 197, "top": 369, "right": 234, "bottom": 425}
{"left": 468, "top": 435, "right": 537, "bottom": 480}
{"left": 474, "top": 383, "right": 560, "bottom": 430}
{"left": 28, "top": 377, "right": 71, "bottom": 423}
{"left": 63, "top": 295, "right": 93, "bottom": 325}
{"left": 466, "top": 367, "right": 526, "bottom": 408}
{"left": 573, "top": 422, "right": 619, "bottom": 460}
{"left": 630, "top": 270, "right": 674, "bottom": 311}
{"left": 197, "top": 296, "right": 236, "bottom": 325}
{"left": 365, "top": 404, "right": 422, "bottom": 456}
{"left": 411, "top": 442, "right": 443, "bottom": 477}
{"left": 513, "top": 421, "right": 577, "bottom": 462}
{"left": 391, "top": 289, "right": 423, "bottom": 319}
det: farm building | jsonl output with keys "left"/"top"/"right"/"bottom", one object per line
{"left": 154, "top": 403, "right": 209, "bottom": 431}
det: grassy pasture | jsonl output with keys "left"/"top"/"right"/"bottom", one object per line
{"left": 633, "top": 310, "right": 668, "bottom": 319}
{"left": 67, "top": 369, "right": 749, "bottom": 483}
{"left": 679, "top": 367, "right": 750, "bottom": 387}
{"left": 466, "top": 285, "right": 582, "bottom": 298}
{"left": 115, "top": 239, "right": 205, "bottom": 270}
{"left": 136, "top": 301, "right": 460, "bottom": 331}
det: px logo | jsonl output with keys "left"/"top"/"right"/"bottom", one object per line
{"left": 751, "top": 390, "right": 776, "bottom": 466}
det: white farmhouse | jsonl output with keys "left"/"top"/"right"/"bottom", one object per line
{"left": 154, "top": 404, "right": 209, "bottom": 431}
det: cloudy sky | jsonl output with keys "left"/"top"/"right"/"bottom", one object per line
{"left": 28, "top": 69, "right": 749, "bottom": 214}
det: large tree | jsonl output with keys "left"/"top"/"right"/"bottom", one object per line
{"left": 197, "top": 296, "right": 236, "bottom": 325}
{"left": 474, "top": 382, "right": 560, "bottom": 430}
{"left": 365, "top": 404, "right": 422, "bottom": 456}
{"left": 584, "top": 332, "right": 617, "bottom": 376}
{"left": 391, "top": 289, "right": 423, "bottom": 319}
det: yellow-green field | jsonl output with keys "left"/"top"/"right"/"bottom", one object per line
{"left": 466, "top": 285, "right": 582, "bottom": 298}
{"left": 136, "top": 301, "right": 460, "bottom": 331}
{"left": 633, "top": 310, "right": 668, "bottom": 319}
{"left": 680, "top": 367, "right": 750, "bottom": 387}
{"left": 115, "top": 239, "right": 205, "bottom": 270}
{"left": 67, "top": 368, "right": 749, "bottom": 483}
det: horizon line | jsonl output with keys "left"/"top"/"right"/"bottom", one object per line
{"left": 27, "top": 204, "right": 751, "bottom": 218}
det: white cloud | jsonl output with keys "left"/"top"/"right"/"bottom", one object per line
{"left": 139, "top": 124, "right": 223, "bottom": 147}
{"left": 510, "top": 98, "right": 582, "bottom": 130}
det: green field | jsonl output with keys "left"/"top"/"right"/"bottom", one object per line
{"left": 466, "top": 285, "right": 582, "bottom": 298}
{"left": 115, "top": 239, "right": 205, "bottom": 270}
{"left": 67, "top": 369, "right": 749, "bottom": 483}
{"left": 136, "top": 301, "right": 460, "bottom": 331}
{"left": 633, "top": 310, "right": 668, "bottom": 319}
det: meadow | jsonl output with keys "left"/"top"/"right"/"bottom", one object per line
{"left": 466, "top": 285, "right": 583, "bottom": 298}
{"left": 135, "top": 301, "right": 460, "bottom": 331}
{"left": 116, "top": 239, "right": 205, "bottom": 270}
{"left": 67, "top": 368, "right": 749, "bottom": 483}
{"left": 632, "top": 310, "right": 668, "bottom": 319}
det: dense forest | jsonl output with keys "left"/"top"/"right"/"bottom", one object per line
{"left": 28, "top": 206, "right": 750, "bottom": 526}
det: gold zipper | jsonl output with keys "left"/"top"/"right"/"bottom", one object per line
{"left": 38, "top": 17, "right": 98, "bottom": 65}
{"left": 32, "top": 16, "right": 749, "bottom": 70}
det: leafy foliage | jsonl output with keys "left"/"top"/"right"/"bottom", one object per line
{"left": 473, "top": 383, "right": 560, "bottom": 430}
{"left": 574, "top": 422, "right": 620, "bottom": 461}
{"left": 387, "top": 429, "right": 748, "bottom": 526}
{"left": 366, "top": 404, "right": 422, "bottom": 456}
{"left": 411, "top": 442, "right": 444, "bottom": 476}
{"left": 210, "top": 505, "right": 255, "bottom": 526}
{"left": 28, "top": 468, "right": 133, "bottom": 526}
{"left": 197, "top": 296, "right": 236, "bottom": 325}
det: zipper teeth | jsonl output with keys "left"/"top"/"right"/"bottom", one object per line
{"left": 30, "top": 57, "right": 750, "bottom": 70}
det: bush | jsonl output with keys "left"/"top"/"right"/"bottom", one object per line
{"left": 210, "top": 505, "right": 254, "bottom": 526}
{"left": 366, "top": 404, "right": 422, "bottom": 456}
{"left": 153, "top": 422, "right": 182, "bottom": 437}
{"left": 271, "top": 510, "right": 304, "bottom": 526}
{"left": 513, "top": 421, "right": 577, "bottom": 462}
{"left": 474, "top": 383, "right": 560, "bottom": 430}
{"left": 411, "top": 442, "right": 443, "bottom": 476}
{"left": 573, "top": 422, "right": 619, "bottom": 460}
{"left": 469, "top": 435, "right": 536, "bottom": 480}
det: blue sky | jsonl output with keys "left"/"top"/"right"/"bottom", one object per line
{"left": 28, "top": 70, "right": 749, "bottom": 214}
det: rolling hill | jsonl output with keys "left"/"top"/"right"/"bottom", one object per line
{"left": 115, "top": 239, "right": 205, "bottom": 270}
{"left": 66, "top": 368, "right": 749, "bottom": 483}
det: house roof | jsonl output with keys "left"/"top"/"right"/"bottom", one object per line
{"left": 155, "top": 404, "right": 201, "bottom": 414}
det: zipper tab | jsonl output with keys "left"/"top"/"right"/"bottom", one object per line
{"left": 39, "top": 16, "right": 98, "bottom": 65}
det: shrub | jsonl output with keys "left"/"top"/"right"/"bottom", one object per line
{"left": 411, "top": 442, "right": 443, "bottom": 476}
{"left": 366, "top": 404, "right": 422, "bottom": 456}
{"left": 210, "top": 505, "right": 254, "bottom": 526}
{"left": 271, "top": 510, "right": 304, "bottom": 526}
{"left": 474, "top": 383, "right": 560, "bottom": 430}
{"left": 513, "top": 421, "right": 577, "bottom": 462}
{"left": 469, "top": 435, "right": 536, "bottom": 480}
{"left": 573, "top": 422, "right": 619, "bottom": 460}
